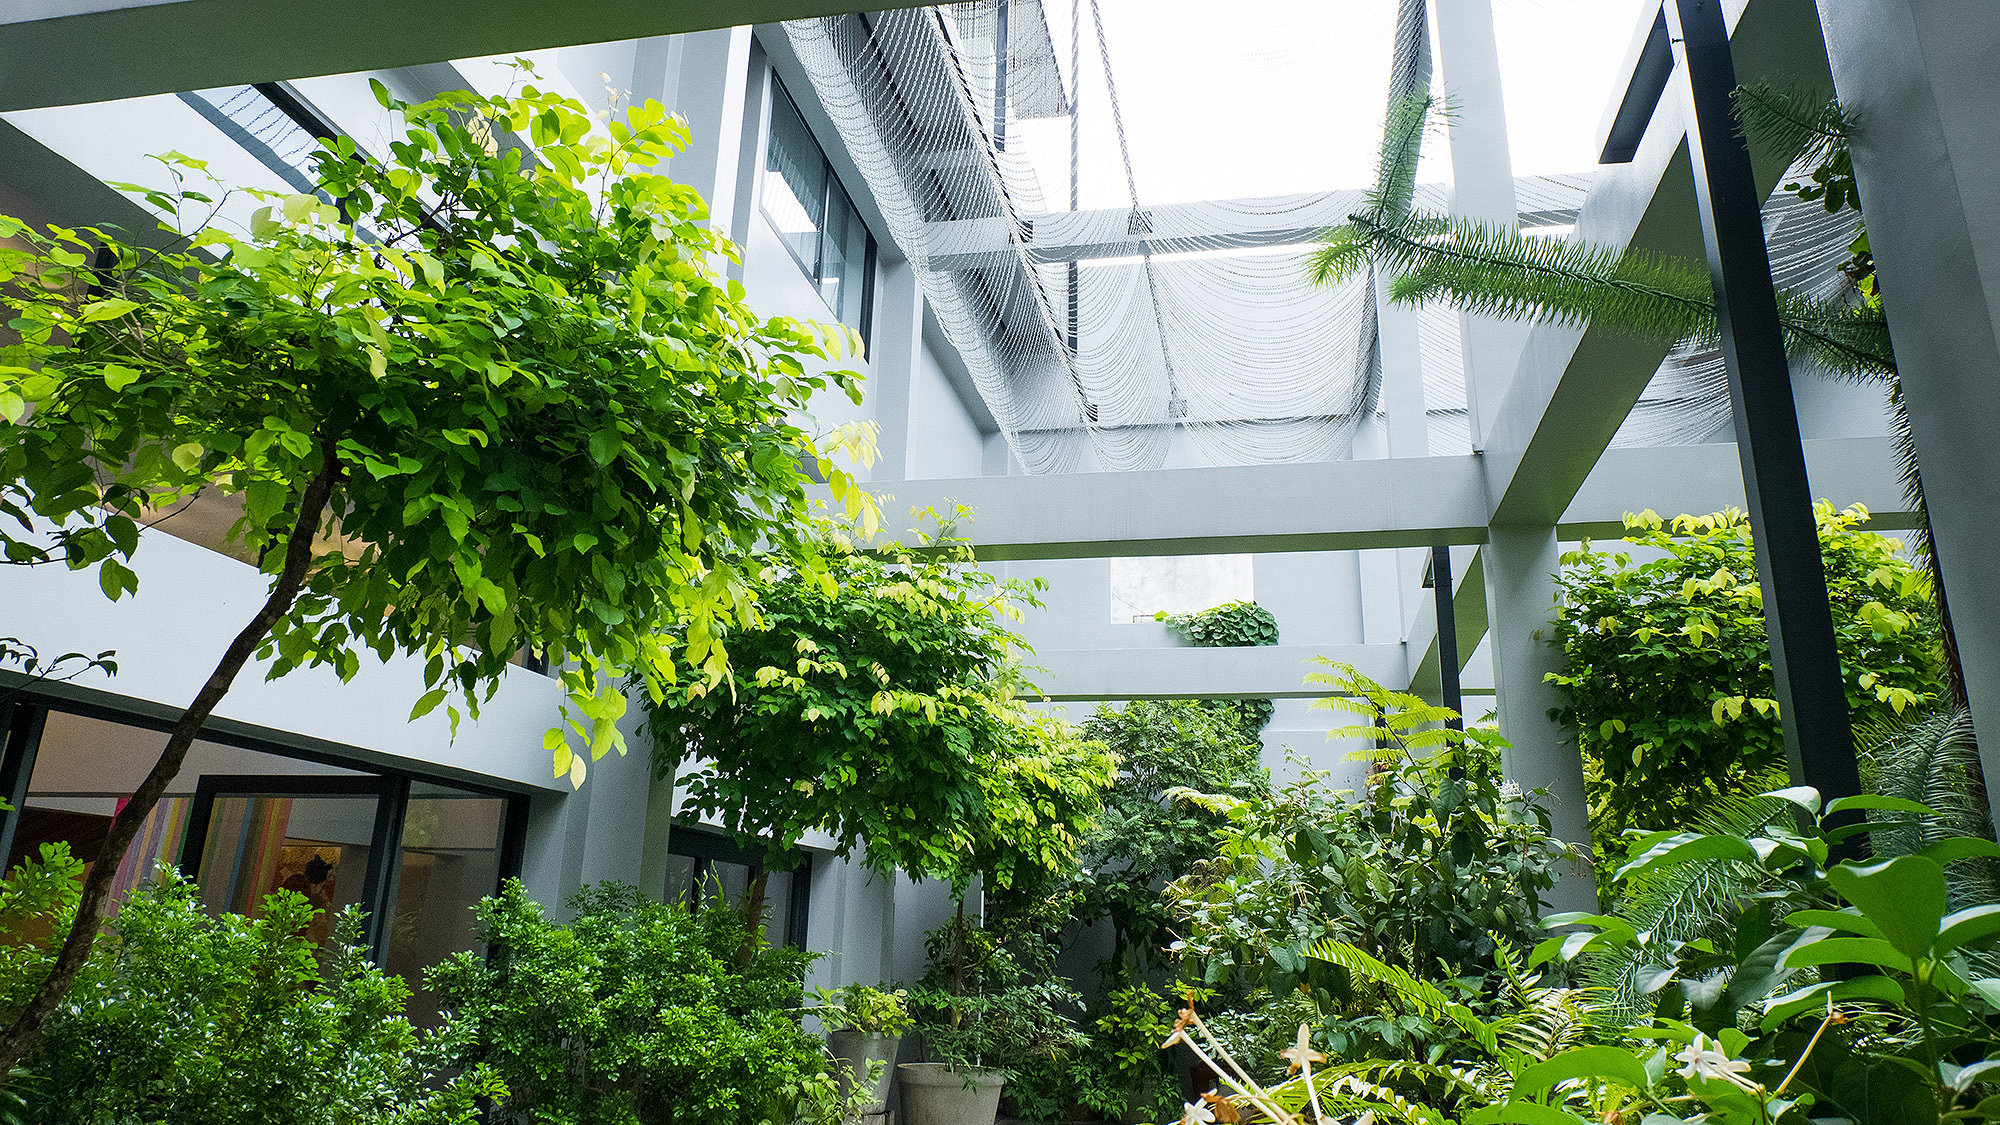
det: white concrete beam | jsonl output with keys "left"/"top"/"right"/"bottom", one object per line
{"left": 0, "top": 0, "right": 938, "bottom": 113}
{"left": 881, "top": 436, "right": 1910, "bottom": 561}
{"left": 1027, "top": 645, "right": 1407, "bottom": 702}
{"left": 923, "top": 178, "right": 1585, "bottom": 271}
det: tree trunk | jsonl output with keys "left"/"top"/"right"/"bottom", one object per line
{"left": 0, "top": 435, "right": 342, "bottom": 1079}
{"left": 735, "top": 865, "right": 770, "bottom": 968}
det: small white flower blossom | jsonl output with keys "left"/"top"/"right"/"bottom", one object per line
{"left": 1179, "top": 1101, "right": 1216, "bottom": 1125}
{"left": 1673, "top": 1035, "right": 1758, "bottom": 1091}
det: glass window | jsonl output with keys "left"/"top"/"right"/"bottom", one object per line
{"left": 761, "top": 81, "right": 875, "bottom": 340}
{"left": 385, "top": 785, "right": 506, "bottom": 1023}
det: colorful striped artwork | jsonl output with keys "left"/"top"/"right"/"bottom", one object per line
{"left": 104, "top": 795, "right": 192, "bottom": 914}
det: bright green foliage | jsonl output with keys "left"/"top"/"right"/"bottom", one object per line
{"left": 1166, "top": 662, "right": 1569, "bottom": 1058}
{"left": 425, "top": 881, "right": 832, "bottom": 1125}
{"left": 0, "top": 851, "right": 496, "bottom": 1125}
{"left": 1073, "top": 699, "right": 1268, "bottom": 973}
{"left": 810, "top": 983, "right": 913, "bottom": 1036}
{"left": 908, "top": 907, "right": 1087, "bottom": 1097}
{"left": 1159, "top": 600, "right": 1281, "bottom": 738}
{"left": 654, "top": 518, "right": 1115, "bottom": 893}
{"left": 1548, "top": 503, "right": 1942, "bottom": 847}
{"left": 0, "top": 74, "right": 873, "bottom": 787}
{"left": 1158, "top": 600, "right": 1280, "bottom": 648}
{"left": 1498, "top": 788, "right": 2000, "bottom": 1124}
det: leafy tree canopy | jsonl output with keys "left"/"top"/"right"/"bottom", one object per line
{"left": 1548, "top": 502, "right": 1942, "bottom": 846}
{"left": 0, "top": 76, "right": 875, "bottom": 784}
{"left": 650, "top": 516, "right": 1115, "bottom": 893}
{"left": 1072, "top": 699, "right": 1268, "bottom": 970}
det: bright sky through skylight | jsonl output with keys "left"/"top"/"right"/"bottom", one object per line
{"left": 1033, "top": 0, "right": 1644, "bottom": 210}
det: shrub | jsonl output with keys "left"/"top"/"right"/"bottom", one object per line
{"left": 1168, "top": 662, "right": 1569, "bottom": 1059}
{"left": 425, "top": 880, "right": 831, "bottom": 1125}
{"left": 0, "top": 846, "right": 493, "bottom": 1125}
{"left": 1549, "top": 503, "right": 1942, "bottom": 854}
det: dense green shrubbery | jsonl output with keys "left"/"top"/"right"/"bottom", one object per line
{"left": 1074, "top": 699, "right": 1269, "bottom": 976}
{"left": 1167, "top": 663, "right": 1570, "bottom": 1063}
{"left": 427, "top": 880, "right": 835, "bottom": 1125}
{"left": 0, "top": 846, "right": 494, "bottom": 1125}
{"left": 1549, "top": 503, "right": 1941, "bottom": 857}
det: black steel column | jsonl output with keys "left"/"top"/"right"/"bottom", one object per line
{"left": 0, "top": 705, "right": 47, "bottom": 868}
{"left": 361, "top": 775, "right": 411, "bottom": 964}
{"left": 1665, "top": 0, "right": 1863, "bottom": 833}
{"left": 1432, "top": 545, "right": 1465, "bottom": 731}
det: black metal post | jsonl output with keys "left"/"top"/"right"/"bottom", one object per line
{"left": 362, "top": 775, "right": 411, "bottom": 963}
{"left": 1432, "top": 545, "right": 1464, "bottom": 731}
{"left": 1664, "top": 0, "right": 1864, "bottom": 838}
{"left": 0, "top": 705, "right": 47, "bottom": 868}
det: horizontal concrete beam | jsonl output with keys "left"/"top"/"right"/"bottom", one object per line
{"left": 924, "top": 177, "right": 1585, "bottom": 271}
{"left": 1559, "top": 435, "right": 1916, "bottom": 539}
{"left": 1027, "top": 644, "right": 1407, "bottom": 702}
{"left": 0, "top": 0, "right": 939, "bottom": 112}
{"left": 881, "top": 454, "right": 1494, "bottom": 560}
{"left": 881, "top": 436, "right": 1907, "bottom": 561}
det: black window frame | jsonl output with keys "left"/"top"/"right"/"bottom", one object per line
{"left": 762, "top": 76, "right": 878, "bottom": 347}
{"left": 664, "top": 822, "right": 812, "bottom": 951}
{"left": 0, "top": 695, "right": 530, "bottom": 967}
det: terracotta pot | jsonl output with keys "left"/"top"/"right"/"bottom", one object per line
{"left": 827, "top": 1030, "right": 901, "bottom": 1115}
{"left": 898, "top": 1061, "right": 1006, "bottom": 1125}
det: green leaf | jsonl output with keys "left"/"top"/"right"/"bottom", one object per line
{"left": 409, "top": 688, "right": 448, "bottom": 720}
{"left": 1615, "top": 832, "right": 1758, "bottom": 880}
{"left": 77, "top": 298, "right": 140, "bottom": 323}
{"left": 101, "top": 364, "right": 142, "bottom": 391}
{"left": 1512, "top": 1046, "right": 1652, "bottom": 1098}
{"left": 170, "top": 442, "right": 204, "bottom": 472}
{"left": 1937, "top": 905, "right": 2000, "bottom": 956}
{"left": 1464, "top": 1104, "right": 1591, "bottom": 1124}
{"left": 1827, "top": 855, "right": 1947, "bottom": 961}
{"left": 1825, "top": 793, "right": 1933, "bottom": 817}
{"left": 1919, "top": 837, "right": 2000, "bottom": 867}
{"left": 1779, "top": 935, "right": 1912, "bottom": 974}
{"left": 588, "top": 427, "right": 623, "bottom": 466}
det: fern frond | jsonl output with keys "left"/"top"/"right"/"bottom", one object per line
{"left": 1491, "top": 987, "right": 1597, "bottom": 1061}
{"left": 1268, "top": 1068, "right": 1457, "bottom": 1125}
{"left": 1731, "top": 82, "right": 1850, "bottom": 167}
{"left": 1860, "top": 706, "right": 2000, "bottom": 907}
{"left": 1304, "top": 940, "right": 1498, "bottom": 1054}
{"left": 1365, "top": 211, "right": 1718, "bottom": 342}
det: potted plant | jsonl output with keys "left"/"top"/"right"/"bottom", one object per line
{"left": 900, "top": 912, "right": 1086, "bottom": 1125}
{"left": 813, "top": 984, "right": 913, "bottom": 1118}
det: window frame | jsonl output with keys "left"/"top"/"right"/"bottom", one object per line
{"left": 761, "top": 76, "right": 877, "bottom": 347}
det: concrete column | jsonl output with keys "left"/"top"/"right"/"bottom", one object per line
{"left": 1483, "top": 523, "right": 1594, "bottom": 912}
{"left": 1432, "top": 0, "right": 1529, "bottom": 449}
{"left": 805, "top": 858, "right": 898, "bottom": 994}
{"left": 1819, "top": 1, "right": 2000, "bottom": 822}
{"left": 624, "top": 28, "right": 756, "bottom": 273}
{"left": 869, "top": 258, "right": 925, "bottom": 482}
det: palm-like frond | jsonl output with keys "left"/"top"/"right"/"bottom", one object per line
{"left": 1732, "top": 82, "right": 1851, "bottom": 167}
{"left": 1580, "top": 776, "right": 1792, "bottom": 1018}
{"left": 1304, "top": 939, "right": 1498, "bottom": 1054}
{"left": 1860, "top": 705, "right": 2000, "bottom": 906}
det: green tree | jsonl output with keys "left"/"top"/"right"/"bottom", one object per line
{"left": 1073, "top": 698, "right": 1268, "bottom": 973}
{"left": 1549, "top": 503, "right": 1941, "bottom": 852}
{"left": 1167, "top": 662, "right": 1570, "bottom": 1059}
{"left": 651, "top": 516, "right": 1115, "bottom": 895}
{"left": 0, "top": 76, "right": 872, "bottom": 1070}
{"left": 1158, "top": 600, "right": 1281, "bottom": 740}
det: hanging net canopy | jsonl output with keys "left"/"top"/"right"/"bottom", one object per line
{"left": 776, "top": 0, "right": 1870, "bottom": 474}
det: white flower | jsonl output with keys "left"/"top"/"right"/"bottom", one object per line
{"left": 1179, "top": 1101, "right": 1216, "bottom": 1125}
{"left": 1673, "top": 1035, "right": 1758, "bottom": 1091}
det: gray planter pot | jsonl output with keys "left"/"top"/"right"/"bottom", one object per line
{"left": 897, "top": 1061, "right": 1005, "bottom": 1125}
{"left": 827, "top": 1030, "right": 901, "bottom": 1116}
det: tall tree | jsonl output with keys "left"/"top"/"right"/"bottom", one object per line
{"left": 0, "top": 77, "right": 873, "bottom": 1071}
